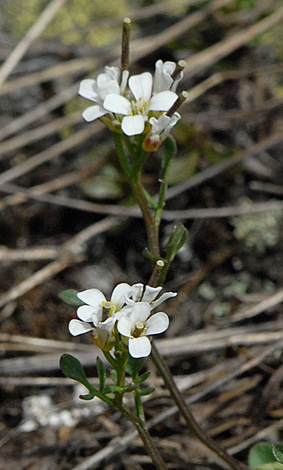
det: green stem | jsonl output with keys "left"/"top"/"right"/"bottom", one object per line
{"left": 134, "top": 389, "right": 146, "bottom": 423}
{"left": 103, "top": 350, "right": 117, "bottom": 368}
{"left": 148, "top": 259, "right": 170, "bottom": 287}
{"left": 113, "top": 128, "right": 246, "bottom": 469}
{"left": 133, "top": 177, "right": 247, "bottom": 470}
{"left": 132, "top": 174, "right": 160, "bottom": 258}
{"left": 154, "top": 178, "right": 167, "bottom": 229}
{"left": 113, "top": 132, "right": 133, "bottom": 180}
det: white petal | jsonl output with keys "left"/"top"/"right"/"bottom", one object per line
{"left": 153, "top": 60, "right": 174, "bottom": 93}
{"left": 131, "top": 302, "right": 151, "bottom": 324}
{"left": 115, "top": 305, "right": 133, "bottom": 320}
{"left": 68, "top": 319, "right": 93, "bottom": 336}
{"left": 171, "top": 70, "right": 183, "bottom": 93}
{"left": 82, "top": 105, "right": 106, "bottom": 122}
{"left": 94, "top": 318, "right": 115, "bottom": 349}
{"left": 121, "top": 115, "right": 145, "bottom": 136}
{"left": 129, "top": 72, "right": 152, "bottom": 103}
{"left": 104, "top": 94, "right": 132, "bottom": 115}
{"left": 104, "top": 66, "right": 120, "bottom": 81}
{"left": 96, "top": 75, "right": 120, "bottom": 99}
{"left": 77, "top": 305, "right": 97, "bottom": 322}
{"left": 77, "top": 289, "right": 106, "bottom": 307}
{"left": 98, "top": 317, "right": 116, "bottom": 334}
{"left": 111, "top": 283, "right": 131, "bottom": 308}
{"left": 130, "top": 283, "right": 144, "bottom": 302}
{"left": 149, "top": 114, "right": 170, "bottom": 134}
{"left": 146, "top": 312, "right": 169, "bottom": 335}
{"left": 162, "top": 113, "right": 181, "bottom": 139}
{"left": 149, "top": 91, "right": 178, "bottom": 111}
{"left": 152, "top": 292, "right": 177, "bottom": 309}
{"left": 79, "top": 79, "right": 99, "bottom": 101}
{"left": 120, "top": 69, "right": 129, "bottom": 95}
{"left": 162, "top": 61, "right": 176, "bottom": 75}
{"left": 129, "top": 336, "right": 151, "bottom": 358}
{"left": 142, "top": 286, "right": 162, "bottom": 303}
{"left": 117, "top": 315, "right": 132, "bottom": 337}
{"left": 124, "top": 298, "right": 135, "bottom": 307}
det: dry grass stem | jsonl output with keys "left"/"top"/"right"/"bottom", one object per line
{"left": 0, "top": 0, "right": 68, "bottom": 87}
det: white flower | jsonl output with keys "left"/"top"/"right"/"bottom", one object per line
{"left": 153, "top": 60, "right": 183, "bottom": 94}
{"left": 68, "top": 283, "right": 131, "bottom": 338}
{"left": 149, "top": 112, "right": 180, "bottom": 138}
{"left": 117, "top": 302, "right": 169, "bottom": 358}
{"left": 91, "top": 317, "right": 116, "bottom": 351}
{"left": 142, "top": 112, "right": 181, "bottom": 152}
{"left": 126, "top": 283, "right": 177, "bottom": 310}
{"left": 79, "top": 66, "right": 129, "bottom": 122}
{"left": 103, "top": 72, "right": 178, "bottom": 136}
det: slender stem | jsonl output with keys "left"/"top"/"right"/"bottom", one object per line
{"left": 154, "top": 177, "right": 168, "bottom": 229}
{"left": 113, "top": 132, "right": 133, "bottom": 180}
{"left": 134, "top": 389, "right": 146, "bottom": 423}
{"left": 148, "top": 259, "right": 170, "bottom": 287}
{"left": 119, "top": 403, "right": 168, "bottom": 470}
{"left": 133, "top": 169, "right": 247, "bottom": 470}
{"left": 121, "top": 17, "right": 131, "bottom": 72}
{"left": 103, "top": 350, "right": 117, "bottom": 368}
{"left": 132, "top": 174, "right": 160, "bottom": 258}
{"left": 113, "top": 121, "right": 246, "bottom": 469}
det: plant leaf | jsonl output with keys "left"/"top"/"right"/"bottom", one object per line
{"left": 60, "top": 353, "right": 96, "bottom": 399}
{"left": 140, "top": 387, "right": 155, "bottom": 396}
{"left": 249, "top": 442, "right": 277, "bottom": 467}
{"left": 254, "top": 464, "right": 283, "bottom": 470}
{"left": 104, "top": 385, "right": 125, "bottom": 394}
{"left": 165, "top": 224, "right": 188, "bottom": 262}
{"left": 126, "top": 356, "right": 145, "bottom": 378}
{"left": 161, "top": 136, "right": 177, "bottom": 176}
{"left": 273, "top": 446, "right": 283, "bottom": 463}
{"left": 134, "top": 371, "right": 151, "bottom": 385}
{"left": 59, "top": 289, "right": 83, "bottom": 306}
{"left": 97, "top": 357, "right": 106, "bottom": 392}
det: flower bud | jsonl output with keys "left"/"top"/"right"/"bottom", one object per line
{"left": 142, "top": 134, "right": 162, "bottom": 152}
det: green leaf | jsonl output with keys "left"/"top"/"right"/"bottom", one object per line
{"left": 167, "top": 151, "right": 199, "bottom": 184}
{"left": 103, "top": 385, "right": 125, "bottom": 394}
{"left": 60, "top": 354, "right": 95, "bottom": 399}
{"left": 79, "top": 391, "right": 97, "bottom": 400}
{"left": 59, "top": 289, "right": 83, "bottom": 306}
{"left": 134, "top": 371, "right": 151, "bottom": 385}
{"left": 161, "top": 136, "right": 177, "bottom": 174}
{"left": 97, "top": 357, "right": 106, "bottom": 392}
{"left": 143, "top": 188, "right": 158, "bottom": 209}
{"left": 273, "top": 446, "right": 283, "bottom": 463}
{"left": 165, "top": 224, "right": 188, "bottom": 262}
{"left": 249, "top": 442, "right": 277, "bottom": 467}
{"left": 110, "top": 369, "right": 118, "bottom": 384}
{"left": 140, "top": 387, "right": 155, "bottom": 396}
{"left": 253, "top": 464, "right": 283, "bottom": 470}
{"left": 126, "top": 356, "right": 145, "bottom": 378}
{"left": 81, "top": 174, "right": 123, "bottom": 200}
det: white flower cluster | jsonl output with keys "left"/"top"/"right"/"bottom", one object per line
{"left": 69, "top": 283, "right": 176, "bottom": 358}
{"left": 79, "top": 60, "right": 183, "bottom": 143}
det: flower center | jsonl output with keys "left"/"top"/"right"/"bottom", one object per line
{"left": 132, "top": 320, "right": 146, "bottom": 338}
{"left": 131, "top": 98, "right": 149, "bottom": 115}
{"left": 102, "top": 301, "right": 114, "bottom": 309}
{"left": 101, "top": 300, "right": 117, "bottom": 320}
